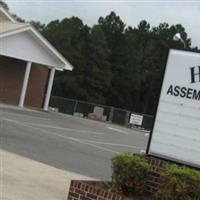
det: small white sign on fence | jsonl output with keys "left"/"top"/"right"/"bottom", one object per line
{"left": 129, "top": 113, "right": 143, "bottom": 126}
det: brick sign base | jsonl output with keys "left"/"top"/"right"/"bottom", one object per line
{"left": 67, "top": 156, "right": 169, "bottom": 200}
{"left": 68, "top": 180, "right": 132, "bottom": 200}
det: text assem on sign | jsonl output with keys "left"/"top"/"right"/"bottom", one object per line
{"left": 148, "top": 49, "right": 200, "bottom": 168}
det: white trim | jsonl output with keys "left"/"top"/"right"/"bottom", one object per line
{"left": 30, "top": 26, "right": 73, "bottom": 71}
{"left": 43, "top": 68, "right": 55, "bottom": 111}
{"left": 55, "top": 68, "right": 63, "bottom": 71}
{"left": 1, "top": 31, "right": 66, "bottom": 68}
{"left": 19, "top": 61, "right": 32, "bottom": 107}
{"left": 0, "top": 24, "right": 73, "bottom": 71}
{"left": 0, "top": 7, "right": 16, "bottom": 23}
{"left": 0, "top": 26, "right": 30, "bottom": 38}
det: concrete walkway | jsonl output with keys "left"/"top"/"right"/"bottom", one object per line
{"left": 0, "top": 149, "right": 94, "bottom": 200}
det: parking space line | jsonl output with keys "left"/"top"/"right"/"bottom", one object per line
{"left": 2, "top": 118, "right": 119, "bottom": 154}
{"left": 107, "top": 126, "right": 130, "bottom": 135}
{"left": 68, "top": 137, "right": 119, "bottom": 154}
{"left": 78, "top": 139, "right": 144, "bottom": 149}
{"left": 12, "top": 121, "right": 105, "bottom": 135}
{"left": 0, "top": 111, "right": 50, "bottom": 121}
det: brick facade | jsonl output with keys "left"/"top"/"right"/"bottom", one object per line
{"left": 0, "top": 55, "right": 49, "bottom": 108}
{"left": 25, "top": 63, "right": 49, "bottom": 108}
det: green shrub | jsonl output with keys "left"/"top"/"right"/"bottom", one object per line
{"left": 111, "top": 152, "right": 150, "bottom": 195}
{"left": 155, "top": 164, "right": 200, "bottom": 200}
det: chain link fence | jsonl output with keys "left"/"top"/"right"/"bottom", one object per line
{"left": 49, "top": 96, "right": 153, "bottom": 130}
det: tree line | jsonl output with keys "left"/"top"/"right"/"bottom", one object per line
{"left": 1, "top": 1, "right": 199, "bottom": 114}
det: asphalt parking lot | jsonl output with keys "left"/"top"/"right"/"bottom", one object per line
{"left": 0, "top": 104, "right": 149, "bottom": 179}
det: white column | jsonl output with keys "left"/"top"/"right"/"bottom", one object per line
{"left": 19, "top": 61, "right": 32, "bottom": 107}
{"left": 43, "top": 68, "right": 56, "bottom": 111}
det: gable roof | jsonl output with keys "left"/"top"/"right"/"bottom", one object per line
{"left": 0, "top": 7, "right": 73, "bottom": 71}
{"left": 0, "top": 22, "right": 28, "bottom": 33}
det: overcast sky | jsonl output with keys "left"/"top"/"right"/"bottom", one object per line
{"left": 5, "top": 0, "right": 200, "bottom": 47}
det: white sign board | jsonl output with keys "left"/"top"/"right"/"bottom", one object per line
{"left": 129, "top": 114, "right": 143, "bottom": 126}
{"left": 149, "top": 49, "right": 200, "bottom": 168}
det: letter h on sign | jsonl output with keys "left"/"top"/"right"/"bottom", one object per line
{"left": 190, "top": 66, "right": 200, "bottom": 83}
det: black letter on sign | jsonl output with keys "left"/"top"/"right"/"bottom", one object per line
{"left": 193, "top": 90, "right": 200, "bottom": 100}
{"left": 190, "top": 66, "right": 200, "bottom": 83}
{"left": 167, "top": 85, "right": 173, "bottom": 95}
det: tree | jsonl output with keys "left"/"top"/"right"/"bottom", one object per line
{"left": 98, "top": 12, "right": 129, "bottom": 108}
{"left": 0, "top": 0, "right": 9, "bottom": 10}
{"left": 12, "top": 9, "right": 195, "bottom": 114}
{"left": 5, "top": 4, "right": 197, "bottom": 115}
{"left": 30, "top": 21, "right": 46, "bottom": 32}
{"left": 0, "top": 1, "right": 25, "bottom": 22}
{"left": 43, "top": 17, "right": 89, "bottom": 100}
{"left": 45, "top": 12, "right": 194, "bottom": 114}
{"left": 126, "top": 21, "right": 192, "bottom": 114}
{"left": 43, "top": 18, "right": 113, "bottom": 104}
{"left": 83, "top": 25, "right": 112, "bottom": 103}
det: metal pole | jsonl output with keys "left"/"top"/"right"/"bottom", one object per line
{"left": 108, "top": 107, "right": 114, "bottom": 122}
{"left": 124, "top": 111, "right": 131, "bottom": 126}
{"left": 73, "top": 100, "right": 78, "bottom": 115}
